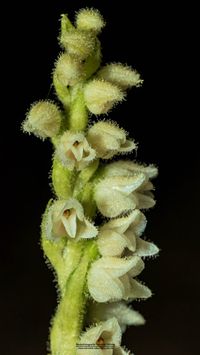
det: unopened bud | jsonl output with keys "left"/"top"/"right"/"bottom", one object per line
{"left": 22, "top": 101, "right": 62, "bottom": 139}
{"left": 84, "top": 79, "right": 124, "bottom": 114}
{"left": 97, "top": 63, "right": 143, "bottom": 90}
{"left": 54, "top": 53, "right": 84, "bottom": 86}
{"left": 60, "top": 29, "right": 95, "bottom": 60}
{"left": 87, "top": 121, "right": 136, "bottom": 159}
{"left": 76, "top": 8, "right": 105, "bottom": 33}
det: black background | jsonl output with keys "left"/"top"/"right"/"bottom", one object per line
{"left": 1, "top": 1, "right": 199, "bottom": 354}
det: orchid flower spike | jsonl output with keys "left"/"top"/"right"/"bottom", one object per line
{"left": 23, "top": 7, "right": 159, "bottom": 355}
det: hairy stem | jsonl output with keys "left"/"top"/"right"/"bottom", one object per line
{"left": 50, "top": 240, "right": 99, "bottom": 355}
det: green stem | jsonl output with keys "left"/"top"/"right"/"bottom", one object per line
{"left": 68, "top": 83, "right": 88, "bottom": 131}
{"left": 50, "top": 240, "right": 99, "bottom": 355}
{"left": 52, "top": 157, "right": 74, "bottom": 200}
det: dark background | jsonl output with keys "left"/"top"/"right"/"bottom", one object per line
{"left": 1, "top": 1, "right": 199, "bottom": 354}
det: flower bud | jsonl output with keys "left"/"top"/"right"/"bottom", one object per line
{"left": 54, "top": 53, "right": 84, "bottom": 86}
{"left": 22, "top": 101, "right": 62, "bottom": 139}
{"left": 60, "top": 29, "right": 95, "bottom": 60}
{"left": 84, "top": 79, "right": 125, "bottom": 114}
{"left": 97, "top": 63, "right": 143, "bottom": 89}
{"left": 87, "top": 121, "right": 136, "bottom": 159}
{"left": 94, "top": 174, "right": 146, "bottom": 217}
{"left": 76, "top": 8, "right": 105, "bottom": 33}
{"left": 56, "top": 131, "right": 96, "bottom": 171}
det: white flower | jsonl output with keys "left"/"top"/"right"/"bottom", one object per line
{"left": 94, "top": 161, "right": 158, "bottom": 217}
{"left": 97, "top": 63, "right": 143, "bottom": 90}
{"left": 87, "top": 256, "right": 151, "bottom": 302}
{"left": 77, "top": 317, "right": 131, "bottom": 355}
{"left": 84, "top": 79, "right": 125, "bottom": 115}
{"left": 104, "top": 161, "right": 157, "bottom": 209}
{"left": 56, "top": 131, "right": 96, "bottom": 170}
{"left": 94, "top": 174, "right": 147, "bottom": 218}
{"left": 88, "top": 301, "right": 145, "bottom": 333}
{"left": 46, "top": 198, "right": 98, "bottom": 241}
{"left": 87, "top": 121, "right": 136, "bottom": 159}
{"left": 97, "top": 209, "right": 159, "bottom": 257}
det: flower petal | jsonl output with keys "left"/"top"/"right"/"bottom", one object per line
{"left": 77, "top": 218, "right": 98, "bottom": 239}
{"left": 97, "top": 229, "right": 128, "bottom": 256}
{"left": 128, "top": 279, "right": 152, "bottom": 299}
{"left": 136, "top": 236, "right": 159, "bottom": 257}
{"left": 135, "top": 192, "right": 156, "bottom": 209}
{"left": 93, "top": 256, "right": 144, "bottom": 278}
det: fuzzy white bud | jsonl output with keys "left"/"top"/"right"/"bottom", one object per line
{"left": 22, "top": 101, "right": 62, "bottom": 139}
{"left": 87, "top": 121, "right": 136, "bottom": 159}
{"left": 84, "top": 79, "right": 125, "bottom": 114}
{"left": 76, "top": 8, "right": 105, "bottom": 33}
{"left": 60, "top": 29, "right": 95, "bottom": 60}
{"left": 54, "top": 53, "right": 84, "bottom": 86}
{"left": 97, "top": 63, "right": 143, "bottom": 89}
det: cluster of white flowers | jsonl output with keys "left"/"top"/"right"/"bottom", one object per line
{"left": 23, "top": 8, "right": 159, "bottom": 355}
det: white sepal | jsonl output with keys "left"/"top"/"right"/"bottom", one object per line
{"left": 97, "top": 63, "right": 143, "bottom": 90}
{"left": 84, "top": 79, "right": 125, "bottom": 115}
